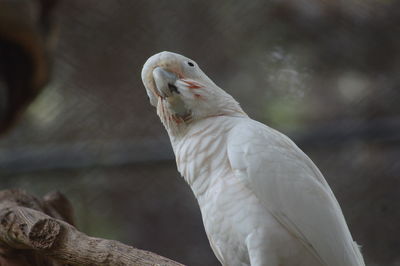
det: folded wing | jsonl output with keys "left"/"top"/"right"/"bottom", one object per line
{"left": 227, "top": 119, "right": 364, "bottom": 266}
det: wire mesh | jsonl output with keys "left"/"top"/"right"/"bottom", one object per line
{"left": 0, "top": 1, "right": 399, "bottom": 265}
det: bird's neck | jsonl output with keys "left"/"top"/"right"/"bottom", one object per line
{"left": 159, "top": 88, "right": 247, "bottom": 137}
{"left": 169, "top": 116, "right": 239, "bottom": 199}
{"left": 165, "top": 107, "right": 247, "bottom": 138}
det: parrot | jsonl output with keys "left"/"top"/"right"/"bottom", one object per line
{"left": 141, "top": 51, "right": 365, "bottom": 266}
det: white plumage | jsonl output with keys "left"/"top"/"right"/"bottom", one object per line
{"left": 141, "top": 51, "right": 365, "bottom": 266}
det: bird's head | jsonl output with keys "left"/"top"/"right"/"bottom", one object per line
{"left": 141, "top": 51, "right": 246, "bottom": 134}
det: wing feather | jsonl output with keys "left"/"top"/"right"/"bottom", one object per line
{"left": 227, "top": 119, "right": 364, "bottom": 266}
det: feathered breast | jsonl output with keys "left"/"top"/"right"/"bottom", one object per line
{"left": 172, "top": 116, "right": 237, "bottom": 197}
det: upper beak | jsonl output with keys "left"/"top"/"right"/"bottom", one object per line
{"left": 153, "top": 67, "right": 179, "bottom": 98}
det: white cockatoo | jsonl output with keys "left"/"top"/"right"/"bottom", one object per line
{"left": 141, "top": 51, "right": 365, "bottom": 266}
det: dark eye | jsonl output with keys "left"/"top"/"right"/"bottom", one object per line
{"left": 187, "top": 61, "right": 195, "bottom": 67}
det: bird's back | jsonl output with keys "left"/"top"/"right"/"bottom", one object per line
{"left": 227, "top": 118, "right": 365, "bottom": 266}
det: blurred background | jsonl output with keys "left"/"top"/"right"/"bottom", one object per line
{"left": 0, "top": 0, "right": 399, "bottom": 265}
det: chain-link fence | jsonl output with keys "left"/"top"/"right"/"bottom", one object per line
{"left": 0, "top": 1, "right": 399, "bottom": 265}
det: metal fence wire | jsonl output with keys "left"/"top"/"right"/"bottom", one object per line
{"left": 0, "top": 1, "right": 399, "bottom": 265}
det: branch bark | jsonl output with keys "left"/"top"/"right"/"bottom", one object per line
{"left": 0, "top": 189, "right": 184, "bottom": 266}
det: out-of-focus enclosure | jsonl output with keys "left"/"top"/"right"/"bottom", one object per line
{"left": 0, "top": 0, "right": 399, "bottom": 265}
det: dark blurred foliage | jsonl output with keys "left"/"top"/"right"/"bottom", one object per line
{"left": 0, "top": 1, "right": 399, "bottom": 265}
{"left": 0, "top": 0, "right": 58, "bottom": 132}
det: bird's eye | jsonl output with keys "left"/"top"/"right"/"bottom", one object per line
{"left": 187, "top": 61, "right": 195, "bottom": 67}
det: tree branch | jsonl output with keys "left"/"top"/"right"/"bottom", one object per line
{"left": 0, "top": 189, "right": 184, "bottom": 266}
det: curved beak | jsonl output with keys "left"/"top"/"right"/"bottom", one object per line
{"left": 153, "top": 67, "right": 179, "bottom": 98}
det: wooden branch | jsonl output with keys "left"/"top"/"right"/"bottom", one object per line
{"left": 0, "top": 189, "right": 184, "bottom": 266}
